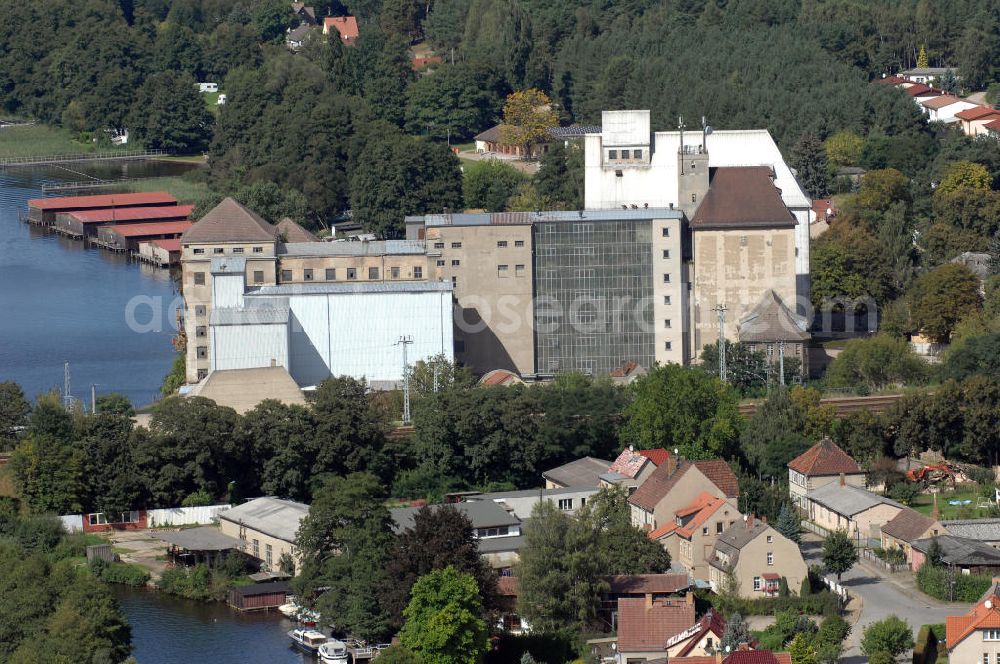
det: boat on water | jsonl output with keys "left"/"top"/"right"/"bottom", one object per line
{"left": 288, "top": 628, "right": 328, "bottom": 654}
{"left": 318, "top": 639, "right": 350, "bottom": 664}
{"left": 278, "top": 600, "right": 300, "bottom": 619}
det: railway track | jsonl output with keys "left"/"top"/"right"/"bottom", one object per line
{"left": 738, "top": 393, "right": 906, "bottom": 417}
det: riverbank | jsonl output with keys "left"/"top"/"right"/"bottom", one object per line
{"left": 0, "top": 123, "right": 107, "bottom": 158}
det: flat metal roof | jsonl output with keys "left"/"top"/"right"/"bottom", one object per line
{"left": 405, "top": 208, "right": 684, "bottom": 227}
{"left": 280, "top": 240, "right": 425, "bottom": 256}
{"left": 250, "top": 281, "right": 453, "bottom": 296}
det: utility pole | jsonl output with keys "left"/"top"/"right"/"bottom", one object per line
{"left": 91, "top": 384, "right": 97, "bottom": 413}
{"left": 713, "top": 305, "right": 727, "bottom": 383}
{"left": 63, "top": 361, "right": 72, "bottom": 409}
{"left": 778, "top": 342, "right": 786, "bottom": 386}
{"left": 396, "top": 336, "right": 414, "bottom": 424}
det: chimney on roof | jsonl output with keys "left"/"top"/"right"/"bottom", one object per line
{"left": 629, "top": 444, "right": 635, "bottom": 453}
{"left": 747, "top": 514, "right": 754, "bottom": 528}
{"left": 839, "top": 473, "right": 846, "bottom": 487}
{"left": 761, "top": 515, "right": 767, "bottom": 525}
{"left": 715, "top": 652, "right": 722, "bottom": 664}
{"left": 645, "top": 592, "right": 653, "bottom": 610}
{"left": 685, "top": 591, "right": 694, "bottom": 606}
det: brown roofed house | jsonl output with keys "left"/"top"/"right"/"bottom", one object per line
{"left": 276, "top": 217, "right": 319, "bottom": 243}
{"left": 181, "top": 197, "right": 277, "bottom": 244}
{"left": 737, "top": 289, "right": 811, "bottom": 377}
{"left": 628, "top": 459, "right": 739, "bottom": 532}
{"left": 323, "top": 16, "right": 359, "bottom": 45}
{"left": 881, "top": 507, "right": 947, "bottom": 564}
{"left": 649, "top": 492, "right": 740, "bottom": 583}
{"left": 787, "top": 438, "right": 865, "bottom": 508}
{"left": 615, "top": 594, "right": 696, "bottom": 662}
{"left": 602, "top": 446, "right": 671, "bottom": 491}
{"left": 707, "top": 516, "right": 807, "bottom": 600}
{"left": 690, "top": 167, "right": 797, "bottom": 231}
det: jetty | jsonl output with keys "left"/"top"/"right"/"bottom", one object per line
{"left": 0, "top": 148, "right": 169, "bottom": 168}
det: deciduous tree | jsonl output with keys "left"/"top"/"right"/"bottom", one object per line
{"left": 860, "top": 615, "right": 914, "bottom": 660}
{"left": 130, "top": 72, "right": 214, "bottom": 152}
{"left": 822, "top": 529, "right": 858, "bottom": 581}
{"left": 463, "top": 159, "right": 526, "bottom": 211}
{"left": 500, "top": 89, "right": 558, "bottom": 157}
{"left": 399, "top": 567, "right": 489, "bottom": 664}
{"left": 910, "top": 263, "right": 982, "bottom": 343}
{"left": 825, "top": 334, "right": 928, "bottom": 391}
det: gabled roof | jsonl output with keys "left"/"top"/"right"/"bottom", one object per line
{"left": 690, "top": 167, "right": 797, "bottom": 230}
{"left": 616, "top": 597, "right": 696, "bottom": 653}
{"left": 903, "top": 84, "right": 943, "bottom": 98}
{"left": 323, "top": 16, "right": 359, "bottom": 41}
{"left": 873, "top": 74, "right": 907, "bottom": 85}
{"left": 542, "top": 456, "right": 612, "bottom": 488}
{"left": 389, "top": 501, "right": 520, "bottom": 532}
{"left": 986, "top": 119, "right": 1000, "bottom": 132}
{"left": 882, "top": 507, "right": 942, "bottom": 543}
{"left": 218, "top": 497, "right": 310, "bottom": 542}
{"left": 608, "top": 447, "right": 669, "bottom": 479}
{"left": 99, "top": 220, "right": 192, "bottom": 237}
{"left": 940, "top": 518, "right": 1000, "bottom": 541}
{"left": 710, "top": 519, "right": 772, "bottom": 569}
{"left": 921, "top": 94, "right": 962, "bottom": 109}
{"left": 629, "top": 460, "right": 739, "bottom": 513}
{"left": 673, "top": 609, "right": 727, "bottom": 656}
{"left": 947, "top": 588, "right": 1000, "bottom": 649}
{"left": 674, "top": 494, "right": 728, "bottom": 539}
{"left": 805, "top": 483, "right": 903, "bottom": 517}
{"left": 66, "top": 204, "right": 193, "bottom": 223}
{"left": 181, "top": 197, "right": 277, "bottom": 244}
{"left": 737, "top": 290, "right": 810, "bottom": 343}
{"left": 187, "top": 366, "right": 306, "bottom": 413}
{"left": 724, "top": 653, "right": 792, "bottom": 664}
{"left": 606, "top": 574, "right": 691, "bottom": 595}
{"left": 28, "top": 192, "right": 177, "bottom": 211}
{"left": 913, "top": 535, "right": 1000, "bottom": 568}
{"left": 787, "top": 438, "right": 863, "bottom": 476}
{"left": 955, "top": 106, "right": 1000, "bottom": 122}
{"left": 276, "top": 217, "right": 318, "bottom": 243}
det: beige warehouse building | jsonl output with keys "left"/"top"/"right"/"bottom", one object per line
{"left": 218, "top": 497, "right": 309, "bottom": 574}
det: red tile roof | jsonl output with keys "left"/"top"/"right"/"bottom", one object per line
{"left": 947, "top": 589, "right": 1000, "bottom": 649}
{"left": 616, "top": 597, "right": 696, "bottom": 652}
{"left": 690, "top": 167, "right": 797, "bottom": 230}
{"left": 629, "top": 460, "right": 739, "bottom": 513}
{"left": 27, "top": 192, "right": 177, "bottom": 211}
{"left": 100, "top": 221, "right": 192, "bottom": 237}
{"left": 903, "top": 83, "right": 935, "bottom": 97}
{"left": 725, "top": 653, "right": 791, "bottom": 664}
{"left": 673, "top": 610, "right": 727, "bottom": 656}
{"left": 606, "top": 574, "right": 691, "bottom": 595}
{"left": 955, "top": 106, "right": 1000, "bottom": 121}
{"left": 882, "top": 507, "right": 941, "bottom": 543}
{"left": 151, "top": 238, "right": 182, "bottom": 252}
{"left": 921, "top": 94, "right": 962, "bottom": 109}
{"left": 648, "top": 522, "right": 678, "bottom": 540}
{"left": 873, "top": 74, "right": 907, "bottom": 85}
{"left": 67, "top": 204, "right": 194, "bottom": 223}
{"left": 787, "top": 438, "right": 863, "bottom": 476}
{"left": 676, "top": 496, "right": 728, "bottom": 538}
{"left": 641, "top": 449, "right": 671, "bottom": 467}
{"left": 324, "top": 16, "right": 359, "bottom": 42}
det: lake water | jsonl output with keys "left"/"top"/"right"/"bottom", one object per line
{"left": 0, "top": 161, "right": 196, "bottom": 407}
{"left": 114, "top": 586, "right": 310, "bottom": 664}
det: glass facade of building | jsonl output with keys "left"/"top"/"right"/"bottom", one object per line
{"left": 533, "top": 220, "right": 654, "bottom": 374}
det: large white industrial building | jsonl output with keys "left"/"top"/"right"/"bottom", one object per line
{"left": 207, "top": 256, "right": 453, "bottom": 388}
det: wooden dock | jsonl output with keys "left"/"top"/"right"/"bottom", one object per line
{"left": 42, "top": 177, "right": 158, "bottom": 193}
{"left": 0, "top": 149, "right": 169, "bottom": 168}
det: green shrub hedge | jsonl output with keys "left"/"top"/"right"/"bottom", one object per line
{"left": 713, "top": 590, "right": 841, "bottom": 616}
{"left": 90, "top": 558, "right": 151, "bottom": 586}
{"left": 913, "top": 624, "right": 939, "bottom": 664}
{"left": 916, "top": 564, "right": 992, "bottom": 602}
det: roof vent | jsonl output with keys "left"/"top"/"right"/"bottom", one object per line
{"left": 988, "top": 600, "right": 994, "bottom": 609}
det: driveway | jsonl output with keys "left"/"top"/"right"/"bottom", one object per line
{"left": 800, "top": 535, "right": 970, "bottom": 662}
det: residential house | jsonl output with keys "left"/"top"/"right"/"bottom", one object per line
{"left": 707, "top": 516, "right": 808, "bottom": 599}
{"left": 648, "top": 492, "right": 741, "bottom": 582}
{"left": 941, "top": 519, "right": 1000, "bottom": 547}
{"left": 496, "top": 576, "right": 530, "bottom": 634}
{"left": 389, "top": 501, "right": 523, "bottom": 571}
{"left": 946, "top": 585, "right": 1000, "bottom": 663}
{"left": 542, "top": 456, "right": 612, "bottom": 489}
{"left": 664, "top": 609, "right": 727, "bottom": 658}
{"left": 461, "top": 486, "right": 598, "bottom": 519}
{"left": 803, "top": 482, "right": 904, "bottom": 545}
{"left": 787, "top": 437, "right": 865, "bottom": 509}
{"left": 290, "top": 2, "right": 316, "bottom": 25}
{"left": 474, "top": 124, "right": 600, "bottom": 159}
{"left": 323, "top": 16, "right": 359, "bottom": 45}
{"left": 614, "top": 594, "right": 697, "bottom": 663}
{"left": 902, "top": 83, "right": 945, "bottom": 105}
{"left": 629, "top": 459, "right": 740, "bottom": 531}
{"left": 285, "top": 23, "right": 315, "bottom": 50}
{"left": 921, "top": 95, "right": 979, "bottom": 123}
{"left": 954, "top": 106, "right": 1000, "bottom": 137}
{"left": 880, "top": 507, "right": 947, "bottom": 564}
{"left": 986, "top": 119, "right": 1000, "bottom": 138}
{"left": 900, "top": 67, "right": 958, "bottom": 84}
{"left": 912, "top": 535, "right": 1000, "bottom": 574}
{"left": 218, "top": 497, "right": 310, "bottom": 573}
{"left": 601, "top": 574, "right": 691, "bottom": 627}
{"left": 601, "top": 446, "right": 671, "bottom": 492}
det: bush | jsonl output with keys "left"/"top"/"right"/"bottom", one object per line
{"left": 916, "top": 564, "right": 992, "bottom": 602}
{"left": 888, "top": 482, "right": 920, "bottom": 506}
{"left": 873, "top": 546, "right": 907, "bottom": 566}
{"left": 486, "top": 633, "right": 576, "bottom": 664}
{"left": 713, "top": 590, "right": 841, "bottom": 617}
{"left": 913, "top": 624, "right": 940, "bottom": 664}
{"left": 156, "top": 564, "right": 224, "bottom": 601}
{"left": 91, "top": 558, "right": 151, "bottom": 587}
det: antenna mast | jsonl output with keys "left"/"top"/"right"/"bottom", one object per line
{"left": 713, "top": 305, "right": 727, "bottom": 383}
{"left": 63, "top": 361, "right": 72, "bottom": 409}
{"left": 395, "top": 336, "right": 414, "bottom": 424}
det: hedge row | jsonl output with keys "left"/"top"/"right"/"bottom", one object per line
{"left": 916, "top": 564, "right": 992, "bottom": 602}
{"left": 712, "top": 590, "right": 841, "bottom": 616}
{"left": 90, "top": 558, "right": 151, "bottom": 587}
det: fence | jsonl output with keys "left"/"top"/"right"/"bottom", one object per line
{"left": 60, "top": 514, "right": 84, "bottom": 533}
{"left": 861, "top": 548, "right": 909, "bottom": 574}
{"left": 146, "top": 504, "right": 232, "bottom": 527}
{"left": 0, "top": 149, "right": 168, "bottom": 167}
{"left": 800, "top": 519, "right": 868, "bottom": 549}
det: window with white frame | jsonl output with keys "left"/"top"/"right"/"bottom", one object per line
{"left": 767, "top": 551, "right": 774, "bottom": 565}
{"left": 558, "top": 498, "right": 573, "bottom": 510}
{"left": 986, "top": 630, "right": 1000, "bottom": 641}
{"left": 753, "top": 576, "right": 761, "bottom": 591}
{"left": 767, "top": 535, "right": 774, "bottom": 543}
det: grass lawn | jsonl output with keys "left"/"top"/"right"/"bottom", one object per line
{"left": 0, "top": 124, "right": 98, "bottom": 158}
{"left": 911, "top": 486, "right": 992, "bottom": 520}
{"left": 115, "top": 175, "right": 218, "bottom": 204}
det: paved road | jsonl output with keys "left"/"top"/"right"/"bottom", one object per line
{"left": 800, "top": 535, "right": 970, "bottom": 662}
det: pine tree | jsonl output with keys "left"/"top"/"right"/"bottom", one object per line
{"left": 721, "top": 612, "right": 753, "bottom": 652}
{"left": 790, "top": 133, "right": 829, "bottom": 198}
{"left": 776, "top": 503, "right": 802, "bottom": 544}
{"left": 917, "top": 45, "right": 929, "bottom": 68}
{"left": 789, "top": 633, "right": 819, "bottom": 664}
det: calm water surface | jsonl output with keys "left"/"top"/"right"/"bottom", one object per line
{"left": 114, "top": 586, "right": 310, "bottom": 664}
{"left": 0, "top": 161, "right": 196, "bottom": 406}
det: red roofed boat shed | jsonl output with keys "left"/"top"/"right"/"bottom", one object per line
{"left": 26, "top": 192, "right": 177, "bottom": 225}
{"left": 94, "top": 220, "right": 193, "bottom": 252}
{"left": 137, "top": 238, "right": 183, "bottom": 267}
{"left": 54, "top": 204, "right": 194, "bottom": 238}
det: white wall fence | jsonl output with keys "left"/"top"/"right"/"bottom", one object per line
{"left": 59, "top": 504, "right": 232, "bottom": 532}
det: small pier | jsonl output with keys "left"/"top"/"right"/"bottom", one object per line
{"left": 0, "top": 149, "right": 169, "bottom": 168}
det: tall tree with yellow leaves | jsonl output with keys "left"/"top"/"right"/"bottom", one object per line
{"left": 499, "top": 89, "right": 558, "bottom": 158}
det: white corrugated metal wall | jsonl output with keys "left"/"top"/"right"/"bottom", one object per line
{"left": 211, "top": 322, "right": 289, "bottom": 372}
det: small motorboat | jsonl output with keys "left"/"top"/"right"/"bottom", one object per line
{"left": 278, "top": 600, "right": 301, "bottom": 619}
{"left": 318, "top": 639, "right": 350, "bottom": 664}
{"left": 288, "top": 628, "right": 328, "bottom": 654}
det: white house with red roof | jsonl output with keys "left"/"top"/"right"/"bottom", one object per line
{"left": 921, "top": 94, "right": 979, "bottom": 123}
{"left": 955, "top": 106, "right": 1000, "bottom": 137}
{"left": 946, "top": 582, "right": 1000, "bottom": 662}
{"left": 601, "top": 446, "right": 671, "bottom": 492}
{"left": 787, "top": 438, "right": 865, "bottom": 509}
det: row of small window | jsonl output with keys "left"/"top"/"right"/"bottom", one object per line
{"left": 436, "top": 260, "right": 461, "bottom": 267}
{"left": 499, "top": 264, "right": 526, "bottom": 277}
{"left": 431, "top": 240, "right": 527, "bottom": 249}
{"left": 280, "top": 266, "right": 419, "bottom": 282}
{"left": 476, "top": 526, "right": 510, "bottom": 538}
{"left": 607, "top": 149, "right": 644, "bottom": 160}
{"left": 87, "top": 511, "right": 141, "bottom": 526}
{"left": 984, "top": 630, "right": 1000, "bottom": 641}
{"left": 192, "top": 246, "right": 265, "bottom": 255}
{"left": 982, "top": 654, "right": 1000, "bottom": 664}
